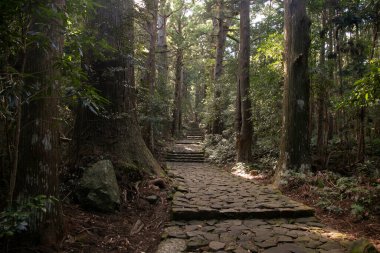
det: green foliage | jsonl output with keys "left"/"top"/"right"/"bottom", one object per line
{"left": 204, "top": 133, "right": 236, "bottom": 164}
{"left": 351, "top": 60, "right": 380, "bottom": 107}
{"left": 0, "top": 195, "right": 58, "bottom": 238}
{"left": 280, "top": 170, "right": 379, "bottom": 219}
{"left": 251, "top": 32, "right": 283, "bottom": 149}
{"left": 351, "top": 203, "right": 366, "bottom": 218}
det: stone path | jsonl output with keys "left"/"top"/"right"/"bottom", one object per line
{"left": 157, "top": 141, "right": 353, "bottom": 253}
{"left": 165, "top": 125, "right": 205, "bottom": 163}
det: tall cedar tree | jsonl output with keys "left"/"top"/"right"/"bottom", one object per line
{"left": 212, "top": 0, "right": 228, "bottom": 134}
{"left": 71, "top": 0, "right": 162, "bottom": 175}
{"left": 236, "top": 0, "right": 253, "bottom": 162}
{"left": 15, "top": 0, "right": 65, "bottom": 245}
{"left": 142, "top": 0, "right": 159, "bottom": 151}
{"left": 172, "top": 15, "right": 184, "bottom": 136}
{"left": 275, "top": 0, "right": 311, "bottom": 183}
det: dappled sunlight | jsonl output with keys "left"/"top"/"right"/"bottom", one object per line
{"left": 231, "top": 162, "right": 266, "bottom": 180}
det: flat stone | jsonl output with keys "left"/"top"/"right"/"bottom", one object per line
{"left": 261, "top": 243, "right": 308, "bottom": 253}
{"left": 220, "top": 232, "right": 237, "bottom": 243}
{"left": 204, "top": 233, "right": 220, "bottom": 241}
{"left": 234, "top": 247, "right": 249, "bottom": 253}
{"left": 157, "top": 238, "right": 187, "bottom": 253}
{"left": 277, "top": 235, "right": 293, "bottom": 243}
{"left": 164, "top": 226, "right": 187, "bottom": 239}
{"left": 319, "top": 241, "right": 343, "bottom": 251}
{"left": 209, "top": 241, "right": 225, "bottom": 251}
{"left": 185, "top": 225, "right": 201, "bottom": 232}
{"left": 201, "top": 226, "right": 216, "bottom": 232}
{"left": 256, "top": 238, "right": 278, "bottom": 248}
{"left": 187, "top": 236, "right": 209, "bottom": 250}
{"left": 238, "top": 240, "right": 258, "bottom": 251}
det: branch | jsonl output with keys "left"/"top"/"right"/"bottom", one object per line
{"left": 227, "top": 34, "right": 239, "bottom": 43}
{"left": 165, "top": 3, "right": 185, "bottom": 18}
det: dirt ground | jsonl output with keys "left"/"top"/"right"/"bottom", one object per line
{"left": 284, "top": 185, "right": 380, "bottom": 250}
{"left": 60, "top": 178, "right": 171, "bottom": 253}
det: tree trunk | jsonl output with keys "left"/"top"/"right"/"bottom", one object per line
{"left": 157, "top": 0, "right": 170, "bottom": 135}
{"left": 357, "top": 107, "right": 365, "bottom": 162}
{"left": 72, "top": 0, "right": 162, "bottom": 175}
{"left": 317, "top": 8, "right": 328, "bottom": 167}
{"left": 236, "top": 0, "right": 253, "bottom": 163}
{"left": 212, "top": 0, "right": 229, "bottom": 134}
{"left": 172, "top": 48, "right": 183, "bottom": 136}
{"left": 142, "top": 0, "right": 159, "bottom": 151}
{"left": 275, "top": 0, "right": 311, "bottom": 184}
{"left": 15, "top": 0, "right": 65, "bottom": 245}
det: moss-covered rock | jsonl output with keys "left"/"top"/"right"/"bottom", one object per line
{"left": 350, "top": 239, "right": 379, "bottom": 253}
{"left": 76, "top": 160, "right": 120, "bottom": 212}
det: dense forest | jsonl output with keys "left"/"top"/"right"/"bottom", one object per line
{"left": 0, "top": 0, "right": 379, "bottom": 252}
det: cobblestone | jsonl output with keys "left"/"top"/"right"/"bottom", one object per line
{"left": 157, "top": 141, "right": 353, "bottom": 253}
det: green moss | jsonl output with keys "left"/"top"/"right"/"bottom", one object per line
{"left": 115, "top": 162, "right": 144, "bottom": 182}
{"left": 350, "top": 239, "right": 379, "bottom": 253}
{"left": 117, "top": 162, "right": 139, "bottom": 172}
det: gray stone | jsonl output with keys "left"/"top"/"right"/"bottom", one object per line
{"left": 187, "top": 236, "right": 209, "bottom": 249}
{"left": 256, "top": 238, "right": 278, "bottom": 248}
{"left": 76, "top": 160, "right": 120, "bottom": 212}
{"left": 157, "top": 238, "right": 187, "bottom": 253}
{"left": 209, "top": 241, "right": 225, "bottom": 251}
{"left": 261, "top": 243, "right": 308, "bottom": 253}
{"left": 164, "top": 226, "right": 187, "bottom": 239}
{"left": 277, "top": 235, "right": 293, "bottom": 243}
{"left": 204, "top": 233, "right": 220, "bottom": 241}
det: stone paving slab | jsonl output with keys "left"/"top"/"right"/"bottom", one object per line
{"left": 158, "top": 141, "right": 356, "bottom": 253}
{"left": 157, "top": 218, "right": 352, "bottom": 253}
{"left": 168, "top": 163, "right": 314, "bottom": 220}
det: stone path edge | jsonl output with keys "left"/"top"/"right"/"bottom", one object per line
{"left": 172, "top": 207, "right": 315, "bottom": 221}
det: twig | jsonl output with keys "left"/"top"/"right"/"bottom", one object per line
{"left": 78, "top": 226, "right": 102, "bottom": 234}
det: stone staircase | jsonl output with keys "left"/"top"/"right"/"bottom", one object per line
{"left": 185, "top": 128, "right": 204, "bottom": 141}
{"left": 165, "top": 125, "right": 205, "bottom": 163}
{"left": 165, "top": 151, "right": 205, "bottom": 163}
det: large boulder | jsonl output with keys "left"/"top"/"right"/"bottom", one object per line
{"left": 76, "top": 160, "right": 120, "bottom": 212}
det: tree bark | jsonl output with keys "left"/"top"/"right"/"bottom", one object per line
{"left": 317, "top": 8, "right": 328, "bottom": 167}
{"left": 275, "top": 0, "right": 311, "bottom": 184}
{"left": 212, "top": 0, "right": 229, "bottom": 134}
{"left": 15, "top": 0, "right": 65, "bottom": 245}
{"left": 72, "top": 0, "right": 162, "bottom": 175}
{"left": 157, "top": 0, "right": 170, "bottom": 134}
{"left": 142, "top": 0, "right": 159, "bottom": 151}
{"left": 236, "top": 0, "right": 253, "bottom": 162}
{"left": 357, "top": 107, "right": 365, "bottom": 162}
{"left": 172, "top": 47, "right": 183, "bottom": 136}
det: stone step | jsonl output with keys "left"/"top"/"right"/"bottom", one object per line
{"left": 166, "top": 156, "right": 205, "bottom": 161}
{"left": 171, "top": 205, "right": 314, "bottom": 220}
{"left": 186, "top": 136, "right": 203, "bottom": 140}
{"left": 167, "top": 151, "right": 204, "bottom": 155}
{"left": 166, "top": 156, "right": 205, "bottom": 159}
{"left": 186, "top": 132, "right": 203, "bottom": 136}
{"left": 166, "top": 159, "right": 205, "bottom": 163}
{"left": 166, "top": 154, "right": 204, "bottom": 157}
{"left": 175, "top": 141, "right": 202, "bottom": 144}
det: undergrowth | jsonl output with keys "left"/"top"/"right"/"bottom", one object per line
{"left": 280, "top": 168, "right": 380, "bottom": 220}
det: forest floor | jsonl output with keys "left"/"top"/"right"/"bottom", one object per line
{"left": 60, "top": 177, "right": 171, "bottom": 253}
{"left": 282, "top": 182, "right": 380, "bottom": 250}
